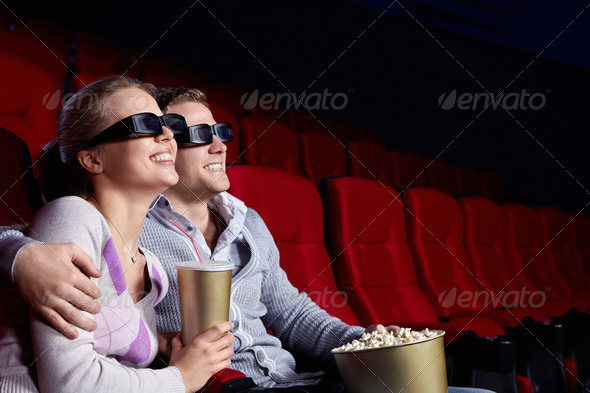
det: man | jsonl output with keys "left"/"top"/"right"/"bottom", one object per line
{"left": 0, "top": 87, "right": 493, "bottom": 393}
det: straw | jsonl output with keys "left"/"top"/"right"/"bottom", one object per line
{"left": 168, "top": 218, "right": 204, "bottom": 264}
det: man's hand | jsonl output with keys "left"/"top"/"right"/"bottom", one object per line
{"left": 365, "top": 324, "right": 400, "bottom": 335}
{"left": 13, "top": 243, "right": 102, "bottom": 339}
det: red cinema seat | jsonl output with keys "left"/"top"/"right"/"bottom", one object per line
{"left": 324, "top": 177, "right": 505, "bottom": 339}
{"left": 459, "top": 197, "right": 562, "bottom": 319}
{"left": 428, "top": 158, "right": 461, "bottom": 197}
{"left": 201, "top": 87, "right": 245, "bottom": 119}
{"left": 573, "top": 215, "right": 590, "bottom": 278}
{"left": 0, "top": 49, "right": 60, "bottom": 164}
{"left": 208, "top": 102, "right": 241, "bottom": 165}
{"left": 227, "top": 165, "right": 359, "bottom": 325}
{"left": 538, "top": 207, "right": 590, "bottom": 298}
{"left": 457, "top": 165, "right": 482, "bottom": 196}
{"left": 390, "top": 150, "right": 431, "bottom": 189}
{"left": 0, "top": 128, "right": 40, "bottom": 225}
{"left": 239, "top": 117, "right": 301, "bottom": 175}
{"left": 324, "top": 119, "right": 358, "bottom": 143}
{"left": 286, "top": 110, "right": 322, "bottom": 132}
{"left": 480, "top": 170, "right": 504, "bottom": 203}
{"left": 403, "top": 189, "right": 549, "bottom": 327}
{"left": 503, "top": 203, "right": 589, "bottom": 313}
{"left": 72, "top": 32, "right": 131, "bottom": 77}
{"left": 0, "top": 31, "right": 70, "bottom": 92}
{"left": 298, "top": 130, "right": 347, "bottom": 186}
{"left": 346, "top": 140, "right": 395, "bottom": 187}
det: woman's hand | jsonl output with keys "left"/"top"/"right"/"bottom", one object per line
{"left": 169, "top": 321, "right": 235, "bottom": 393}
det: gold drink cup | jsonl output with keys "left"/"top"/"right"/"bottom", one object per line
{"left": 332, "top": 330, "right": 447, "bottom": 393}
{"left": 175, "top": 261, "right": 233, "bottom": 344}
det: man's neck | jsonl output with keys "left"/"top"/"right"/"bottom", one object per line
{"left": 163, "top": 189, "right": 221, "bottom": 251}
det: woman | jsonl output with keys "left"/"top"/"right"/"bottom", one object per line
{"left": 24, "top": 76, "right": 234, "bottom": 393}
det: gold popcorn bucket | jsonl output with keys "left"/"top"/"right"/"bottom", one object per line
{"left": 332, "top": 330, "right": 447, "bottom": 393}
{"left": 175, "top": 261, "right": 233, "bottom": 345}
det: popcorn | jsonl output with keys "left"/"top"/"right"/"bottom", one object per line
{"left": 332, "top": 328, "right": 438, "bottom": 352}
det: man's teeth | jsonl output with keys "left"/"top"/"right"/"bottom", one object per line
{"left": 150, "top": 153, "right": 172, "bottom": 161}
{"left": 204, "top": 163, "right": 223, "bottom": 170}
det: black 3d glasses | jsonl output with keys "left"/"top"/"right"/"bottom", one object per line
{"left": 174, "top": 123, "right": 234, "bottom": 145}
{"left": 83, "top": 113, "right": 188, "bottom": 149}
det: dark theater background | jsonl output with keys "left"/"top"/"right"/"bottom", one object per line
{"left": 2, "top": 0, "right": 590, "bottom": 210}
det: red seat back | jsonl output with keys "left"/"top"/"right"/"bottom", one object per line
{"left": 238, "top": 117, "right": 301, "bottom": 174}
{"left": 286, "top": 110, "right": 321, "bottom": 132}
{"left": 0, "top": 49, "right": 60, "bottom": 164}
{"left": 480, "top": 170, "right": 504, "bottom": 203}
{"left": 208, "top": 102, "right": 241, "bottom": 165}
{"left": 573, "top": 215, "right": 590, "bottom": 277}
{"left": 346, "top": 140, "right": 395, "bottom": 186}
{"left": 201, "top": 87, "right": 245, "bottom": 119}
{"left": 428, "top": 158, "right": 461, "bottom": 196}
{"left": 324, "top": 177, "right": 439, "bottom": 326}
{"left": 227, "top": 165, "right": 359, "bottom": 325}
{"left": 0, "top": 31, "right": 70, "bottom": 90}
{"left": 503, "top": 203, "right": 572, "bottom": 300}
{"left": 0, "top": 128, "right": 40, "bottom": 225}
{"left": 297, "top": 130, "right": 347, "bottom": 185}
{"left": 459, "top": 197, "right": 536, "bottom": 296}
{"left": 403, "top": 188, "right": 487, "bottom": 318}
{"left": 390, "top": 150, "right": 431, "bottom": 189}
{"left": 457, "top": 165, "right": 482, "bottom": 196}
{"left": 538, "top": 207, "right": 589, "bottom": 294}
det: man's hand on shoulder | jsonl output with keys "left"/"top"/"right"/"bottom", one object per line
{"left": 13, "top": 243, "right": 102, "bottom": 339}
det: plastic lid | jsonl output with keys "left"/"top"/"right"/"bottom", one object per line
{"left": 175, "top": 260, "right": 234, "bottom": 271}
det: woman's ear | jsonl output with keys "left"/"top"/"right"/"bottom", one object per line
{"left": 77, "top": 150, "right": 103, "bottom": 174}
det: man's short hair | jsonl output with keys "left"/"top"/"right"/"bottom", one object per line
{"left": 156, "top": 87, "right": 209, "bottom": 113}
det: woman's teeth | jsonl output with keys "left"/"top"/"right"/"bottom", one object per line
{"left": 150, "top": 153, "right": 172, "bottom": 161}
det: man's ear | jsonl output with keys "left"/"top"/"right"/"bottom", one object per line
{"left": 77, "top": 150, "right": 104, "bottom": 174}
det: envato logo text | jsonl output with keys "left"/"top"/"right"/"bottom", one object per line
{"left": 241, "top": 89, "right": 349, "bottom": 111}
{"left": 42, "top": 89, "right": 154, "bottom": 112}
{"left": 438, "top": 287, "right": 546, "bottom": 309}
{"left": 438, "top": 89, "right": 547, "bottom": 111}
{"left": 306, "top": 287, "right": 349, "bottom": 309}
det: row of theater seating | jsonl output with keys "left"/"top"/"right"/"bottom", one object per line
{"left": 0, "top": 16, "right": 506, "bottom": 206}
{"left": 226, "top": 164, "right": 590, "bottom": 393}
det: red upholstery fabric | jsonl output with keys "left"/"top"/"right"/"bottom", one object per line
{"left": 324, "top": 177, "right": 505, "bottom": 340}
{"left": 72, "top": 32, "right": 131, "bottom": 77}
{"left": 227, "top": 165, "right": 359, "bottom": 325}
{"left": 0, "top": 31, "right": 70, "bottom": 90}
{"left": 0, "top": 128, "right": 39, "bottom": 226}
{"left": 346, "top": 140, "right": 395, "bottom": 186}
{"left": 456, "top": 165, "right": 481, "bottom": 196}
{"left": 573, "top": 215, "right": 590, "bottom": 277}
{"left": 404, "top": 189, "right": 550, "bottom": 327}
{"left": 480, "top": 170, "right": 504, "bottom": 203}
{"left": 516, "top": 375, "right": 533, "bottom": 393}
{"left": 200, "top": 368, "right": 247, "bottom": 393}
{"left": 503, "top": 204, "right": 587, "bottom": 313}
{"left": 324, "top": 119, "right": 358, "bottom": 143}
{"left": 459, "top": 197, "right": 552, "bottom": 323}
{"left": 287, "top": 110, "right": 322, "bottom": 132}
{"left": 0, "top": 49, "right": 60, "bottom": 164}
{"left": 562, "top": 358, "right": 578, "bottom": 393}
{"left": 297, "top": 130, "right": 347, "bottom": 186}
{"left": 238, "top": 117, "right": 301, "bottom": 174}
{"left": 538, "top": 207, "right": 590, "bottom": 297}
{"left": 428, "top": 158, "right": 461, "bottom": 196}
{"left": 208, "top": 102, "right": 241, "bottom": 165}
{"left": 200, "top": 87, "right": 245, "bottom": 118}
{"left": 390, "top": 150, "right": 430, "bottom": 189}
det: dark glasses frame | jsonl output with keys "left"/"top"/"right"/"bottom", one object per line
{"left": 174, "top": 123, "right": 234, "bottom": 145}
{"left": 83, "top": 112, "right": 188, "bottom": 149}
